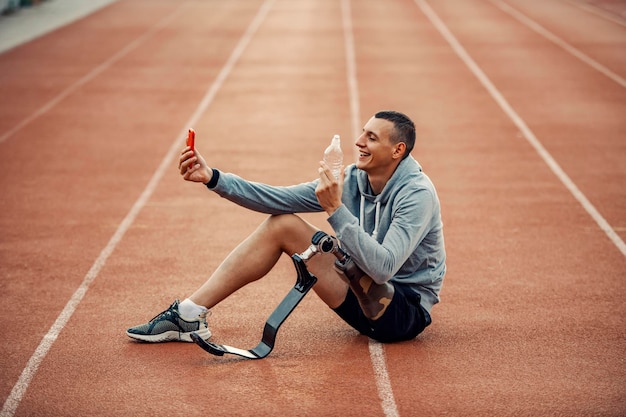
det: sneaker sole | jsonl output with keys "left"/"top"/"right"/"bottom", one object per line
{"left": 126, "top": 328, "right": 211, "bottom": 343}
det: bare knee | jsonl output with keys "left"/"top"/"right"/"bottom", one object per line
{"left": 262, "top": 213, "right": 303, "bottom": 231}
{"left": 261, "top": 215, "right": 348, "bottom": 308}
{"left": 260, "top": 214, "right": 317, "bottom": 255}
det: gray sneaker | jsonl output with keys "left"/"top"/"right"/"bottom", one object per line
{"left": 126, "top": 300, "right": 211, "bottom": 342}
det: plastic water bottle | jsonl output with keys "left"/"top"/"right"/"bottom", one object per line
{"left": 324, "top": 134, "right": 343, "bottom": 179}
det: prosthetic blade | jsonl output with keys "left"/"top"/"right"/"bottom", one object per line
{"left": 192, "top": 254, "right": 317, "bottom": 359}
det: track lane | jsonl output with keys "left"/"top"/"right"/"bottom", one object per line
{"left": 378, "top": 0, "right": 625, "bottom": 415}
{"left": 5, "top": 1, "right": 386, "bottom": 416}
{"left": 0, "top": 1, "right": 181, "bottom": 143}
{"left": 423, "top": 0, "right": 626, "bottom": 243}
{"left": 566, "top": 0, "right": 626, "bottom": 26}
{"left": 1, "top": 0, "right": 624, "bottom": 415}
{"left": 0, "top": 0, "right": 199, "bottom": 407}
{"left": 490, "top": 0, "right": 626, "bottom": 87}
{"left": 0, "top": 0, "right": 281, "bottom": 414}
{"left": 501, "top": 0, "right": 626, "bottom": 76}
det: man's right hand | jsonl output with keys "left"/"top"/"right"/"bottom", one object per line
{"left": 179, "top": 146, "right": 212, "bottom": 184}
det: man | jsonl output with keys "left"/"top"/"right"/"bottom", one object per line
{"left": 127, "top": 110, "right": 446, "bottom": 344}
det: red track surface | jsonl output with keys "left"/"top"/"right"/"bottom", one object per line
{"left": 1, "top": 0, "right": 624, "bottom": 416}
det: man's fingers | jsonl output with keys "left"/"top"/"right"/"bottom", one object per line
{"left": 179, "top": 149, "right": 195, "bottom": 168}
{"left": 179, "top": 158, "right": 195, "bottom": 175}
{"left": 318, "top": 161, "right": 335, "bottom": 182}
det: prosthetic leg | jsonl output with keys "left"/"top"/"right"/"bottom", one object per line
{"left": 190, "top": 231, "right": 393, "bottom": 359}
{"left": 191, "top": 233, "right": 326, "bottom": 359}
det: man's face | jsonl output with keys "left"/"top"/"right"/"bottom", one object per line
{"left": 354, "top": 117, "right": 398, "bottom": 174}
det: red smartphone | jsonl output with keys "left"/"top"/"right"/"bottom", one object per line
{"left": 187, "top": 128, "right": 195, "bottom": 152}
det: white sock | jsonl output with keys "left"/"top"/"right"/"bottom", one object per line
{"left": 179, "top": 298, "right": 208, "bottom": 319}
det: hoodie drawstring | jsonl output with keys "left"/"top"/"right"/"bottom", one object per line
{"left": 359, "top": 195, "right": 380, "bottom": 240}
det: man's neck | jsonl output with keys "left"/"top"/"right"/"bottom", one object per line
{"left": 367, "top": 162, "right": 400, "bottom": 195}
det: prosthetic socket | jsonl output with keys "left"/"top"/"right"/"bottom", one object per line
{"left": 300, "top": 231, "right": 395, "bottom": 321}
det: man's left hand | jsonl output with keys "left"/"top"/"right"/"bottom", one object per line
{"left": 315, "top": 161, "right": 344, "bottom": 216}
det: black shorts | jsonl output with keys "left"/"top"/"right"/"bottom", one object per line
{"left": 332, "top": 282, "right": 432, "bottom": 343}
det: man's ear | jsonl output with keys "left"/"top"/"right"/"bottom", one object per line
{"left": 392, "top": 142, "right": 407, "bottom": 160}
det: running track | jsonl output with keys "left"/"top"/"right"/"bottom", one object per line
{"left": 1, "top": 0, "right": 624, "bottom": 416}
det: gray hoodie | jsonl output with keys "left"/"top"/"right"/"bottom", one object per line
{"left": 208, "top": 155, "right": 446, "bottom": 313}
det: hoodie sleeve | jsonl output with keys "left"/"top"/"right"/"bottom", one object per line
{"left": 209, "top": 171, "right": 323, "bottom": 214}
{"left": 327, "top": 186, "right": 436, "bottom": 284}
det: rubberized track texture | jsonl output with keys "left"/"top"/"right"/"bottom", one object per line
{"left": 0, "top": 0, "right": 624, "bottom": 416}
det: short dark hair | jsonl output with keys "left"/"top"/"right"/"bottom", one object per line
{"left": 374, "top": 110, "right": 415, "bottom": 159}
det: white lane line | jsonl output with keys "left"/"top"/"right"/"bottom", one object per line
{"left": 415, "top": 0, "right": 626, "bottom": 258}
{"left": 341, "top": 0, "right": 361, "bottom": 165}
{"left": 563, "top": 0, "right": 626, "bottom": 27}
{"left": 341, "top": 1, "right": 400, "bottom": 416}
{"left": 368, "top": 342, "right": 401, "bottom": 417}
{"left": 490, "top": 0, "right": 626, "bottom": 88}
{"left": 0, "top": 2, "right": 175, "bottom": 145}
{"left": 0, "top": 1, "right": 275, "bottom": 416}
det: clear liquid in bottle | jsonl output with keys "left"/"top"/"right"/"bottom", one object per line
{"left": 323, "top": 134, "right": 343, "bottom": 179}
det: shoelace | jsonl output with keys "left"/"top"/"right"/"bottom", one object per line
{"left": 148, "top": 303, "right": 212, "bottom": 322}
{"left": 148, "top": 307, "right": 175, "bottom": 323}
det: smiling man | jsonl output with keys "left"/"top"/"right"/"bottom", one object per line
{"left": 127, "top": 110, "right": 446, "bottom": 344}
